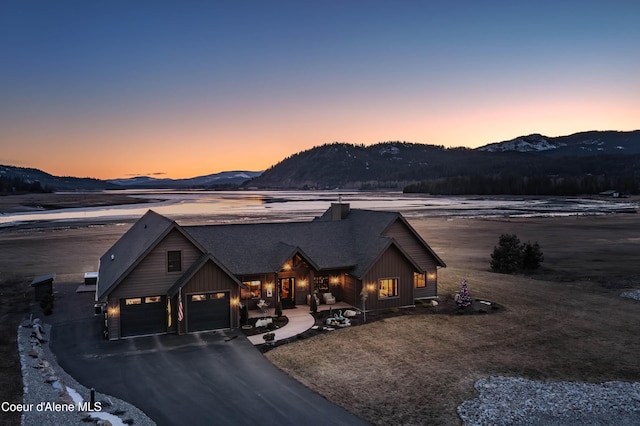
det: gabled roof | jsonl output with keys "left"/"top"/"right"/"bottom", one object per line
{"left": 184, "top": 220, "right": 355, "bottom": 275}
{"left": 98, "top": 206, "right": 446, "bottom": 300}
{"left": 96, "top": 210, "right": 203, "bottom": 301}
{"left": 184, "top": 205, "right": 444, "bottom": 279}
{"left": 167, "top": 253, "right": 247, "bottom": 297}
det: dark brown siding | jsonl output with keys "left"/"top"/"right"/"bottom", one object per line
{"left": 384, "top": 219, "right": 439, "bottom": 300}
{"left": 361, "top": 245, "right": 415, "bottom": 310}
{"left": 108, "top": 229, "right": 202, "bottom": 339}
{"left": 414, "top": 271, "right": 438, "bottom": 299}
{"left": 342, "top": 274, "right": 359, "bottom": 306}
{"left": 181, "top": 260, "right": 241, "bottom": 330}
{"left": 384, "top": 219, "right": 438, "bottom": 270}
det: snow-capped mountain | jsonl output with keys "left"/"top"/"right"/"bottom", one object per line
{"left": 479, "top": 134, "right": 560, "bottom": 152}
{"left": 107, "top": 171, "right": 262, "bottom": 189}
{"left": 478, "top": 130, "right": 640, "bottom": 155}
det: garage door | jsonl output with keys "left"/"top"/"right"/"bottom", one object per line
{"left": 120, "top": 296, "right": 166, "bottom": 337}
{"left": 187, "top": 292, "right": 230, "bottom": 332}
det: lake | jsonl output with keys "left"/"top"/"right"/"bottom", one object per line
{"left": 1, "top": 190, "right": 638, "bottom": 228}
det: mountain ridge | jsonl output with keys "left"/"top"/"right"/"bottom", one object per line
{"left": 3, "top": 130, "right": 639, "bottom": 194}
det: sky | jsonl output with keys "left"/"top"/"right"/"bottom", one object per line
{"left": 1, "top": 1, "right": 639, "bottom": 180}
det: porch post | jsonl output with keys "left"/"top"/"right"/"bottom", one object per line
{"left": 274, "top": 272, "right": 282, "bottom": 317}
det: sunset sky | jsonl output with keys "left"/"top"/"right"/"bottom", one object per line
{"left": 1, "top": 1, "right": 639, "bottom": 180}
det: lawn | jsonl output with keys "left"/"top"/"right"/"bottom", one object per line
{"left": 265, "top": 215, "right": 640, "bottom": 425}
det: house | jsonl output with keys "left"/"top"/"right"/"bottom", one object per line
{"left": 96, "top": 203, "right": 446, "bottom": 340}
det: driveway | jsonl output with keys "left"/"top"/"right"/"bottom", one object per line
{"left": 48, "top": 282, "right": 369, "bottom": 426}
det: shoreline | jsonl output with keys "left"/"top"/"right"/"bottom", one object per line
{"left": 0, "top": 192, "right": 162, "bottom": 214}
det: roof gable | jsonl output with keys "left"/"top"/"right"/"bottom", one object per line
{"left": 167, "top": 253, "right": 246, "bottom": 297}
{"left": 98, "top": 206, "right": 446, "bottom": 297}
{"left": 97, "top": 210, "right": 203, "bottom": 300}
{"left": 386, "top": 216, "right": 447, "bottom": 268}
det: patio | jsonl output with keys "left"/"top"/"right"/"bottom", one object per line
{"left": 246, "top": 302, "right": 355, "bottom": 345}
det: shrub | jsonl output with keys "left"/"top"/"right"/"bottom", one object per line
{"left": 521, "top": 241, "right": 544, "bottom": 270}
{"left": 490, "top": 234, "right": 544, "bottom": 273}
{"left": 490, "top": 234, "right": 523, "bottom": 273}
{"left": 263, "top": 332, "right": 275, "bottom": 342}
{"left": 310, "top": 293, "right": 318, "bottom": 314}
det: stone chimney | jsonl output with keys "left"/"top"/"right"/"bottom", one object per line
{"left": 331, "top": 203, "right": 350, "bottom": 220}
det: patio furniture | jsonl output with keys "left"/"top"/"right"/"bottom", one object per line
{"left": 323, "top": 292, "right": 336, "bottom": 305}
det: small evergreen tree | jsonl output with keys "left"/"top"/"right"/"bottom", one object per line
{"left": 490, "top": 234, "right": 544, "bottom": 273}
{"left": 490, "top": 234, "right": 523, "bottom": 273}
{"left": 456, "top": 279, "right": 472, "bottom": 308}
{"left": 310, "top": 292, "right": 318, "bottom": 314}
{"left": 521, "top": 241, "right": 544, "bottom": 270}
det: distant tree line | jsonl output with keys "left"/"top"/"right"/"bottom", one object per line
{"left": 404, "top": 175, "right": 640, "bottom": 196}
{"left": 0, "top": 176, "right": 50, "bottom": 194}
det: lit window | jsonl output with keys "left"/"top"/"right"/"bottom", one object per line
{"left": 314, "top": 276, "right": 329, "bottom": 292}
{"left": 191, "top": 294, "right": 207, "bottom": 302}
{"left": 241, "top": 280, "right": 261, "bottom": 299}
{"left": 212, "top": 293, "right": 226, "bottom": 299}
{"left": 379, "top": 278, "right": 398, "bottom": 298}
{"left": 145, "top": 296, "right": 161, "bottom": 303}
{"left": 167, "top": 250, "right": 182, "bottom": 272}
{"left": 414, "top": 272, "right": 426, "bottom": 288}
{"left": 125, "top": 298, "right": 142, "bottom": 305}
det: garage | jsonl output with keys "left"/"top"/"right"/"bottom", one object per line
{"left": 187, "top": 292, "right": 230, "bottom": 332}
{"left": 120, "top": 296, "right": 167, "bottom": 337}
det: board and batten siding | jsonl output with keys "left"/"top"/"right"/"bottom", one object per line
{"left": 383, "top": 219, "right": 439, "bottom": 271}
{"left": 107, "top": 229, "right": 203, "bottom": 339}
{"left": 342, "top": 274, "right": 359, "bottom": 306}
{"left": 384, "top": 219, "right": 439, "bottom": 299}
{"left": 361, "top": 244, "right": 416, "bottom": 310}
{"left": 180, "top": 260, "right": 242, "bottom": 331}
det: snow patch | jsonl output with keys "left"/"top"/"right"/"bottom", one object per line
{"left": 379, "top": 146, "right": 400, "bottom": 155}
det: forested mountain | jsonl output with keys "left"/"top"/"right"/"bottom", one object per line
{"left": 243, "top": 131, "right": 640, "bottom": 195}
{"left": 0, "top": 165, "right": 117, "bottom": 193}
{"left": 4, "top": 130, "right": 639, "bottom": 195}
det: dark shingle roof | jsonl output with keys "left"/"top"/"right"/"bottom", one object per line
{"left": 98, "top": 206, "right": 446, "bottom": 299}
{"left": 97, "top": 210, "right": 177, "bottom": 300}
{"left": 183, "top": 208, "right": 411, "bottom": 278}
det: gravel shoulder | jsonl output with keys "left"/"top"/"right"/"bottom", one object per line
{"left": 18, "top": 321, "right": 155, "bottom": 426}
{"left": 458, "top": 376, "right": 640, "bottom": 426}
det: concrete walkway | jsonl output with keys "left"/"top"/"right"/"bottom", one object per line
{"left": 247, "top": 302, "right": 353, "bottom": 345}
{"left": 247, "top": 306, "right": 315, "bottom": 345}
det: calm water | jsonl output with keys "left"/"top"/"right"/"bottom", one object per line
{"left": 1, "top": 190, "right": 638, "bottom": 228}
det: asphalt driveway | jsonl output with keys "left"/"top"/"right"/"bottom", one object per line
{"left": 48, "top": 282, "right": 369, "bottom": 426}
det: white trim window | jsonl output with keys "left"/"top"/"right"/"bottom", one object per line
{"left": 379, "top": 278, "right": 398, "bottom": 298}
{"left": 241, "top": 280, "right": 261, "bottom": 299}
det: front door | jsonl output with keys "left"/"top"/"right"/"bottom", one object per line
{"left": 279, "top": 277, "right": 295, "bottom": 308}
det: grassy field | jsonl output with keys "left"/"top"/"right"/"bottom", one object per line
{"left": 266, "top": 215, "right": 640, "bottom": 425}
{"left": 1, "top": 213, "right": 639, "bottom": 425}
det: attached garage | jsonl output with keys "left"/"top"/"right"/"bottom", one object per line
{"left": 186, "top": 292, "right": 230, "bottom": 332}
{"left": 120, "top": 296, "right": 167, "bottom": 337}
